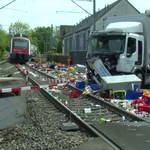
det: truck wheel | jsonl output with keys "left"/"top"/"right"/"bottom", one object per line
{"left": 135, "top": 72, "right": 144, "bottom": 88}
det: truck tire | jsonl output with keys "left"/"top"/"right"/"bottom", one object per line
{"left": 135, "top": 72, "right": 144, "bottom": 88}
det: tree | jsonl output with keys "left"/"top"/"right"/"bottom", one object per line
{"left": 9, "top": 21, "right": 31, "bottom": 36}
{"left": 8, "top": 22, "right": 62, "bottom": 55}
{"left": 0, "top": 25, "right": 9, "bottom": 59}
{"left": 9, "top": 21, "right": 39, "bottom": 53}
{"left": 52, "top": 26, "right": 62, "bottom": 53}
{"left": 28, "top": 29, "right": 38, "bottom": 52}
{"left": 53, "top": 26, "right": 60, "bottom": 51}
{"left": 57, "top": 39, "right": 62, "bottom": 53}
{"left": 32, "top": 27, "right": 51, "bottom": 54}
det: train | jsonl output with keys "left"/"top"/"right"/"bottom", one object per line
{"left": 10, "top": 33, "right": 30, "bottom": 63}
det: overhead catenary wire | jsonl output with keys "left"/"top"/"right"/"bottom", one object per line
{"left": 56, "top": 10, "right": 87, "bottom": 13}
{"left": 43, "top": 0, "right": 66, "bottom": 24}
{"left": 0, "top": 0, "right": 16, "bottom": 10}
{"left": 1, "top": 0, "right": 92, "bottom": 30}
{"left": 71, "top": 0, "right": 91, "bottom": 15}
{"left": 53, "top": 0, "right": 91, "bottom": 26}
{"left": 42, "top": 0, "right": 90, "bottom": 26}
{"left": 26, "top": 0, "right": 36, "bottom": 12}
{"left": 23, "top": 0, "right": 36, "bottom": 21}
{"left": 4, "top": 7, "right": 27, "bottom": 12}
{"left": 20, "top": 0, "right": 27, "bottom": 20}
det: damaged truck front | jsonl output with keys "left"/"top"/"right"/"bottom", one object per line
{"left": 86, "top": 11, "right": 150, "bottom": 87}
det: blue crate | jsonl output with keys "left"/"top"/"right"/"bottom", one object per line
{"left": 90, "top": 83, "right": 99, "bottom": 91}
{"left": 76, "top": 81, "right": 86, "bottom": 90}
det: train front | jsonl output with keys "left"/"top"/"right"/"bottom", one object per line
{"left": 10, "top": 34, "right": 30, "bottom": 63}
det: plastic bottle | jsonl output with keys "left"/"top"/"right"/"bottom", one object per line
{"left": 100, "top": 118, "right": 112, "bottom": 123}
{"left": 100, "top": 118, "right": 106, "bottom": 123}
{"left": 122, "top": 116, "right": 125, "bottom": 121}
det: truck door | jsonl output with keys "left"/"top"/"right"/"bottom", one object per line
{"left": 124, "top": 34, "right": 138, "bottom": 72}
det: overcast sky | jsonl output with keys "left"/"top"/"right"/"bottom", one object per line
{"left": 0, "top": 0, "right": 149, "bottom": 31}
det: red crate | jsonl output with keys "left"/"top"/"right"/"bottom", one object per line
{"left": 138, "top": 104, "right": 150, "bottom": 113}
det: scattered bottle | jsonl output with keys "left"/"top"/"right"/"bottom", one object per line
{"left": 122, "top": 116, "right": 125, "bottom": 121}
{"left": 100, "top": 118, "right": 112, "bottom": 123}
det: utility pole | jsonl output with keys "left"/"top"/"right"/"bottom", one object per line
{"left": 9, "top": 28, "right": 11, "bottom": 47}
{"left": 93, "top": 0, "right": 96, "bottom": 31}
{"left": 51, "top": 24, "right": 53, "bottom": 61}
{"left": 46, "top": 32, "right": 47, "bottom": 53}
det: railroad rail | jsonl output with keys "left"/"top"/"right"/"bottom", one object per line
{"left": 20, "top": 63, "right": 150, "bottom": 150}
{"left": 1, "top": 62, "right": 149, "bottom": 149}
{"left": 0, "top": 62, "right": 96, "bottom": 149}
{"left": 22, "top": 64, "right": 119, "bottom": 149}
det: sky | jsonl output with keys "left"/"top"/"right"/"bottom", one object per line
{"left": 0, "top": 0, "right": 149, "bottom": 31}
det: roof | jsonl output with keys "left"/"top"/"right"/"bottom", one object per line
{"left": 64, "top": 0, "right": 140, "bottom": 37}
{"left": 60, "top": 25, "right": 74, "bottom": 39}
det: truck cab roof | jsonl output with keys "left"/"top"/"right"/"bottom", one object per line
{"left": 90, "top": 30, "right": 126, "bottom": 37}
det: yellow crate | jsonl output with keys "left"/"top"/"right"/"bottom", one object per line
{"left": 113, "top": 90, "right": 126, "bottom": 100}
{"left": 69, "top": 67, "right": 75, "bottom": 72}
{"left": 144, "top": 89, "right": 150, "bottom": 94}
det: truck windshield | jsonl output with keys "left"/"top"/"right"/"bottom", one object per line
{"left": 88, "top": 36, "right": 126, "bottom": 54}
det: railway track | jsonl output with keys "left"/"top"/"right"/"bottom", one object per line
{"left": 25, "top": 64, "right": 150, "bottom": 121}
{"left": 23, "top": 63, "right": 150, "bottom": 149}
{"left": 22, "top": 65, "right": 118, "bottom": 149}
{"left": 1, "top": 62, "right": 150, "bottom": 149}
{"left": 0, "top": 62, "right": 97, "bottom": 150}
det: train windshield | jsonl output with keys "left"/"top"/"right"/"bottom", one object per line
{"left": 13, "top": 39, "right": 28, "bottom": 49}
{"left": 88, "top": 35, "right": 126, "bottom": 54}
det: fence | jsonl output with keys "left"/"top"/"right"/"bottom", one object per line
{"left": 69, "top": 50, "right": 87, "bottom": 65}
{"left": 46, "top": 50, "right": 87, "bottom": 65}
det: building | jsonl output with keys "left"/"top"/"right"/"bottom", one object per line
{"left": 61, "top": 0, "right": 140, "bottom": 64}
{"left": 60, "top": 25, "right": 74, "bottom": 55}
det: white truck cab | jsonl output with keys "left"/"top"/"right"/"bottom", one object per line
{"left": 86, "top": 11, "right": 150, "bottom": 87}
{"left": 106, "top": 22, "right": 144, "bottom": 73}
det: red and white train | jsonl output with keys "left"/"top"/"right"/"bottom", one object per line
{"left": 10, "top": 33, "right": 30, "bottom": 63}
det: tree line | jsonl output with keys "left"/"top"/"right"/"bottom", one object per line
{"left": 0, "top": 21, "right": 62, "bottom": 59}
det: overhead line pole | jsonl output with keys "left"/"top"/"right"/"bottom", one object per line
{"left": 46, "top": 32, "right": 47, "bottom": 53}
{"left": 93, "top": 0, "right": 96, "bottom": 31}
{"left": 51, "top": 24, "right": 53, "bottom": 61}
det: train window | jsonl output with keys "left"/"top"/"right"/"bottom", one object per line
{"left": 13, "top": 39, "right": 28, "bottom": 48}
